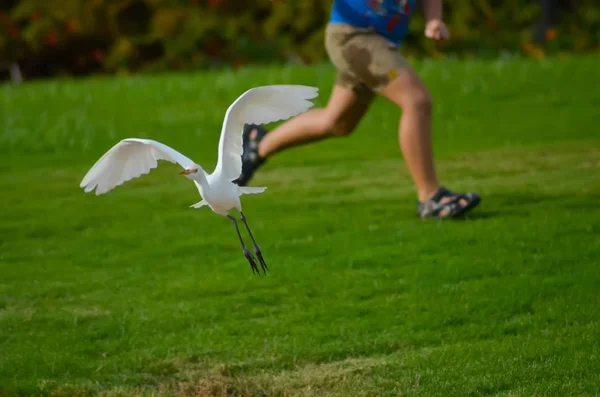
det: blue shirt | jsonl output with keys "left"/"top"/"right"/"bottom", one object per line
{"left": 330, "top": 0, "right": 416, "bottom": 45}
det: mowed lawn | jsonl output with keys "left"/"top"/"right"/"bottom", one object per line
{"left": 0, "top": 55, "right": 599, "bottom": 397}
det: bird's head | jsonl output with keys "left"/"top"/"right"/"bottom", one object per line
{"left": 178, "top": 164, "right": 203, "bottom": 179}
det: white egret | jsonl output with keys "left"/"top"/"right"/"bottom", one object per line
{"left": 79, "top": 85, "right": 319, "bottom": 274}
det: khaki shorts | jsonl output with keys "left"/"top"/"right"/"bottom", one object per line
{"left": 325, "top": 22, "right": 409, "bottom": 104}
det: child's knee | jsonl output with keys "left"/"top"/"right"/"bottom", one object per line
{"left": 382, "top": 72, "right": 433, "bottom": 113}
{"left": 408, "top": 88, "right": 433, "bottom": 113}
{"left": 324, "top": 116, "right": 357, "bottom": 137}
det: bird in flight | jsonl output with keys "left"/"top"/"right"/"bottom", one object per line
{"left": 79, "top": 85, "right": 319, "bottom": 274}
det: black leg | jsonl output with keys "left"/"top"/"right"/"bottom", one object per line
{"left": 228, "top": 215, "right": 259, "bottom": 275}
{"left": 240, "top": 212, "right": 268, "bottom": 274}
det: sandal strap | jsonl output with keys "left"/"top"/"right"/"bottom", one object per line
{"left": 418, "top": 187, "right": 477, "bottom": 219}
{"left": 243, "top": 124, "right": 267, "bottom": 149}
{"left": 419, "top": 199, "right": 462, "bottom": 218}
{"left": 429, "top": 187, "right": 458, "bottom": 202}
{"left": 241, "top": 124, "right": 267, "bottom": 164}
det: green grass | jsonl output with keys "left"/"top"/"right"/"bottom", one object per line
{"left": 1, "top": 55, "right": 599, "bottom": 397}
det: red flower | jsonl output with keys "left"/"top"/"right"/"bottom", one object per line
{"left": 46, "top": 32, "right": 58, "bottom": 46}
{"left": 93, "top": 49, "right": 104, "bottom": 62}
{"left": 66, "top": 20, "right": 76, "bottom": 33}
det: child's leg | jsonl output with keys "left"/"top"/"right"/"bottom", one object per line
{"left": 234, "top": 84, "right": 370, "bottom": 186}
{"left": 257, "top": 84, "right": 370, "bottom": 158}
{"left": 330, "top": 26, "right": 480, "bottom": 218}
{"left": 379, "top": 67, "right": 438, "bottom": 202}
{"left": 378, "top": 64, "right": 481, "bottom": 216}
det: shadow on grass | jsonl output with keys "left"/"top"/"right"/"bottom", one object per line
{"left": 448, "top": 189, "right": 597, "bottom": 221}
{"left": 453, "top": 210, "right": 502, "bottom": 220}
{"left": 434, "top": 209, "right": 524, "bottom": 221}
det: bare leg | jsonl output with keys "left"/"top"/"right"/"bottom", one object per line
{"left": 239, "top": 212, "right": 267, "bottom": 275}
{"left": 227, "top": 215, "right": 259, "bottom": 275}
{"left": 257, "top": 85, "right": 371, "bottom": 158}
{"left": 379, "top": 67, "right": 470, "bottom": 214}
{"left": 379, "top": 67, "right": 441, "bottom": 202}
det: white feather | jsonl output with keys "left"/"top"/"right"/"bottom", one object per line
{"left": 214, "top": 85, "right": 319, "bottom": 181}
{"left": 238, "top": 186, "right": 267, "bottom": 195}
{"left": 79, "top": 138, "right": 194, "bottom": 195}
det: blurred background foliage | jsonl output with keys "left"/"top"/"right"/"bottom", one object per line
{"left": 0, "top": 0, "right": 598, "bottom": 80}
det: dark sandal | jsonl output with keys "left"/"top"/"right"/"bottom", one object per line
{"left": 417, "top": 187, "right": 481, "bottom": 219}
{"left": 233, "top": 124, "right": 268, "bottom": 186}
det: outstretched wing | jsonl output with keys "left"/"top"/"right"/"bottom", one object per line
{"left": 80, "top": 138, "right": 195, "bottom": 195}
{"left": 215, "top": 85, "right": 318, "bottom": 181}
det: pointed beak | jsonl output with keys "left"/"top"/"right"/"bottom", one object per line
{"left": 179, "top": 169, "right": 194, "bottom": 175}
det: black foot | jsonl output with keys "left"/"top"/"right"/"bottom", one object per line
{"left": 233, "top": 124, "right": 268, "bottom": 186}
{"left": 254, "top": 247, "right": 268, "bottom": 275}
{"left": 243, "top": 248, "right": 260, "bottom": 275}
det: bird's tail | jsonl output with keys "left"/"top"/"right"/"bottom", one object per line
{"left": 190, "top": 199, "right": 207, "bottom": 209}
{"left": 238, "top": 186, "right": 267, "bottom": 195}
